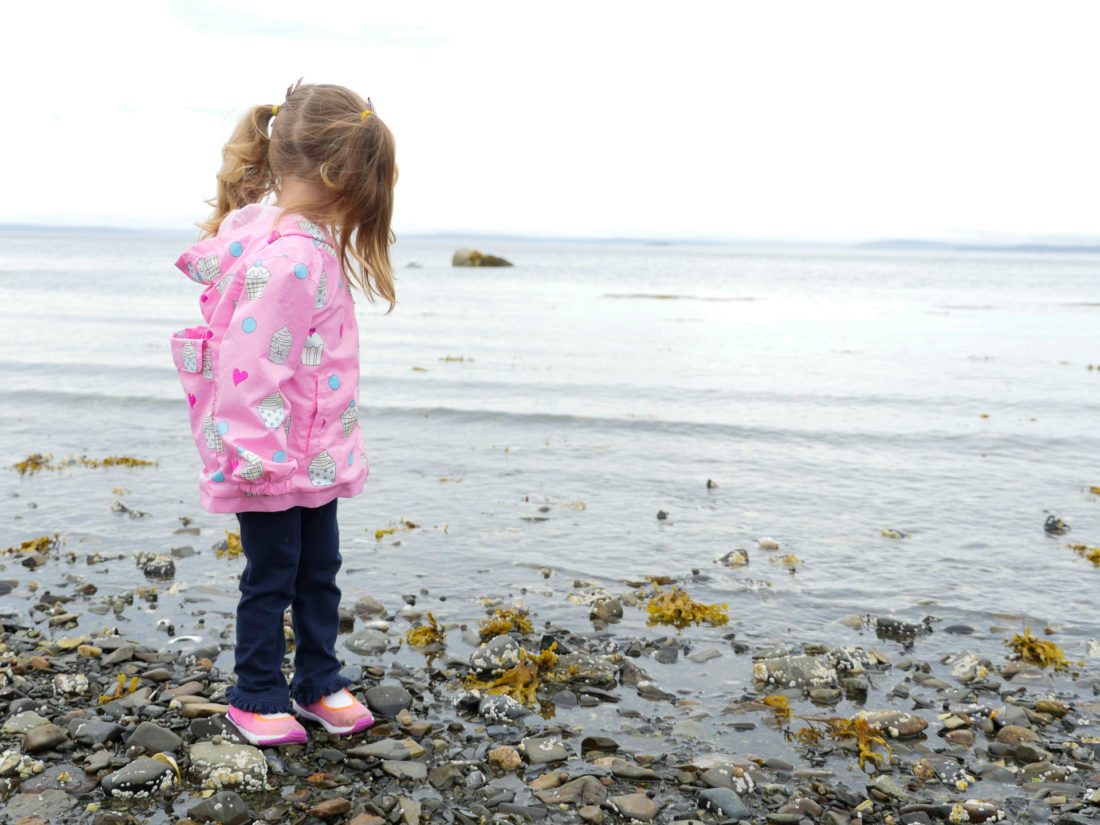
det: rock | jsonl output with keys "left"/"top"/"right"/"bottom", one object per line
{"left": 127, "top": 721, "right": 183, "bottom": 754}
{"left": 672, "top": 720, "right": 704, "bottom": 739}
{"left": 612, "top": 792, "right": 658, "bottom": 821}
{"left": 863, "top": 710, "right": 929, "bottom": 737}
{"left": 752, "top": 654, "right": 837, "bottom": 688}
{"left": 180, "top": 702, "right": 228, "bottom": 719}
{"left": 189, "top": 790, "right": 251, "bottom": 825}
{"left": 610, "top": 759, "right": 659, "bottom": 781}
{"left": 996, "top": 724, "right": 1039, "bottom": 745}
{"left": 20, "top": 762, "right": 96, "bottom": 794}
{"left": 188, "top": 742, "right": 267, "bottom": 791}
{"left": 718, "top": 549, "right": 749, "bottom": 567}
{"left": 579, "top": 805, "right": 605, "bottom": 823}
{"left": 397, "top": 796, "right": 420, "bottom": 825}
{"left": 52, "top": 672, "right": 89, "bottom": 696}
{"left": 700, "top": 764, "right": 755, "bottom": 794}
{"left": 136, "top": 552, "right": 176, "bottom": 579}
{"left": 307, "top": 798, "right": 353, "bottom": 818}
{"left": 534, "top": 775, "right": 607, "bottom": 805}
{"left": 2, "top": 711, "right": 49, "bottom": 734}
{"left": 469, "top": 635, "right": 522, "bottom": 674}
{"left": 699, "top": 787, "right": 751, "bottom": 819}
{"left": 101, "top": 757, "right": 177, "bottom": 798}
{"left": 453, "top": 248, "right": 513, "bottom": 267}
{"left": 581, "top": 736, "right": 619, "bottom": 754}
{"left": 347, "top": 737, "right": 424, "bottom": 761}
{"left": 344, "top": 628, "right": 388, "bottom": 655}
{"left": 688, "top": 647, "right": 723, "bottom": 664}
{"left": 1044, "top": 515, "right": 1069, "bottom": 534}
{"left": 543, "top": 652, "right": 619, "bottom": 690}
{"left": 24, "top": 723, "right": 69, "bottom": 753}
{"left": 477, "top": 692, "right": 531, "bottom": 722}
{"left": 590, "top": 598, "right": 623, "bottom": 623}
{"left": 0, "top": 749, "right": 44, "bottom": 780}
{"left": 383, "top": 760, "right": 428, "bottom": 781}
{"left": 521, "top": 735, "right": 568, "bottom": 764}
{"left": 354, "top": 594, "right": 386, "bottom": 616}
{"left": 1, "top": 789, "right": 75, "bottom": 821}
{"left": 488, "top": 746, "right": 523, "bottom": 772}
{"left": 365, "top": 684, "right": 412, "bottom": 718}
{"left": 870, "top": 774, "right": 909, "bottom": 801}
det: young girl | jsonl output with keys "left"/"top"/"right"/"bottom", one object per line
{"left": 171, "top": 82, "right": 396, "bottom": 746}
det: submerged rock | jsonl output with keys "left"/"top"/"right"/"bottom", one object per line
{"left": 100, "top": 757, "right": 177, "bottom": 798}
{"left": 452, "top": 248, "right": 513, "bottom": 267}
{"left": 188, "top": 742, "right": 267, "bottom": 791}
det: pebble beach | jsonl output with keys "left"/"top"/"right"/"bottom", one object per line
{"left": 2, "top": 231, "right": 1100, "bottom": 824}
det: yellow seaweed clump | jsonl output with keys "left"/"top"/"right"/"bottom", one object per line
{"left": 761, "top": 694, "right": 792, "bottom": 723}
{"left": 406, "top": 612, "right": 446, "bottom": 647}
{"left": 217, "top": 530, "right": 243, "bottom": 559}
{"left": 10, "top": 454, "right": 155, "bottom": 475}
{"left": 11, "top": 454, "right": 52, "bottom": 476}
{"left": 465, "top": 644, "right": 558, "bottom": 708}
{"left": 374, "top": 519, "right": 418, "bottom": 540}
{"left": 99, "top": 673, "right": 141, "bottom": 705}
{"left": 3, "top": 534, "right": 63, "bottom": 556}
{"left": 479, "top": 609, "right": 533, "bottom": 640}
{"left": 789, "top": 713, "right": 893, "bottom": 770}
{"left": 1067, "top": 543, "right": 1100, "bottom": 566}
{"left": 646, "top": 586, "right": 728, "bottom": 630}
{"left": 1007, "top": 627, "right": 1079, "bottom": 673}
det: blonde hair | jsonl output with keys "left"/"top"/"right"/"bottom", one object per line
{"left": 200, "top": 83, "right": 397, "bottom": 306}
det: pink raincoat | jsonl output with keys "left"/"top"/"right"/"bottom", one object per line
{"left": 171, "top": 204, "right": 367, "bottom": 513}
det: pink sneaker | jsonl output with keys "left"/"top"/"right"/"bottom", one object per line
{"left": 226, "top": 704, "right": 308, "bottom": 746}
{"left": 292, "top": 689, "right": 374, "bottom": 735}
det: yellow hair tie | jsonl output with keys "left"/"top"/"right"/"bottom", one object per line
{"left": 272, "top": 104, "right": 279, "bottom": 116}
{"left": 360, "top": 109, "right": 372, "bottom": 121}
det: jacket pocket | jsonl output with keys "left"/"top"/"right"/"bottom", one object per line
{"left": 171, "top": 327, "right": 221, "bottom": 463}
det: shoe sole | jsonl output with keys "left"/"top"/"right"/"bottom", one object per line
{"left": 292, "top": 700, "right": 374, "bottom": 735}
{"left": 226, "top": 711, "right": 308, "bottom": 746}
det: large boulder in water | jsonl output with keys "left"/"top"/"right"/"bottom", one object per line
{"left": 453, "top": 248, "right": 513, "bottom": 267}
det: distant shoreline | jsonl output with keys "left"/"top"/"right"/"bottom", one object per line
{"left": 1, "top": 223, "right": 1099, "bottom": 254}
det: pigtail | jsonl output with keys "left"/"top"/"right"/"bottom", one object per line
{"left": 198, "top": 105, "right": 277, "bottom": 238}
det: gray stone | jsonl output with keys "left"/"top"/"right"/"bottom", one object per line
{"left": 348, "top": 737, "right": 425, "bottom": 761}
{"left": 469, "top": 635, "right": 522, "bottom": 675}
{"left": 344, "top": 628, "right": 388, "bottom": 655}
{"left": 354, "top": 594, "right": 386, "bottom": 616}
{"left": 700, "top": 764, "right": 755, "bottom": 794}
{"left": 863, "top": 710, "right": 929, "bottom": 738}
{"left": 478, "top": 693, "right": 531, "bottom": 722}
{"left": 612, "top": 792, "right": 658, "bottom": 821}
{"left": 383, "top": 760, "right": 428, "bottom": 781}
{"left": 534, "top": 775, "right": 607, "bottom": 805}
{"left": 543, "top": 652, "right": 619, "bottom": 690}
{"left": 522, "top": 735, "right": 568, "bottom": 764}
{"left": 610, "top": 759, "right": 659, "bottom": 781}
{"left": 189, "top": 790, "right": 251, "bottom": 825}
{"left": 69, "top": 718, "right": 124, "bottom": 746}
{"left": 672, "top": 719, "right": 705, "bottom": 739}
{"left": 102, "top": 645, "right": 137, "bottom": 665}
{"left": 189, "top": 742, "right": 267, "bottom": 791}
{"left": 24, "top": 723, "right": 69, "bottom": 753}
{"left": 870, "top": 774, "right": 909, "bottom": 801}
{"left": 365, "top": 684, "right": 412, "bottom": 717}
{"left": 136, "top": 552, "right": 176, "bottom": 579}
{"left": 127, "top": 720, "right": 183, "bottom": 754}
{"left": 453, "top": 248, "right": 513, "bottom": 267}
{"left": 688, "top": 647, "right": 723, "bottom": 664}
{"left": 2, "top": 789, "right": 76, "bottom": 821}
{"left": 699, "top": 787, "right": 750, "bottom": 819}
{"left": 84, "top": 750, "right": 112, "bottom": 772}
{"left": 101, "top": 757, "right": 177, "bottom": 798}
{"left": 589, "top": 598, "right": 623, "bottom": 623}
{"left": 20, "top": 762, "right": 96, "bottom": 794}
{"left": 2, "top": 710, "right": 50, "bottom": 734}
{"left": 752, "top": 654, "right": 837, "bottom": 688}
{"left": 1014, "top": 742, "right": 1053, "bottom": 763}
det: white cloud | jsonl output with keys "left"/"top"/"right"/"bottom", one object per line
{"left": 5, "top": 0, "right": 1099, "bottom": 241}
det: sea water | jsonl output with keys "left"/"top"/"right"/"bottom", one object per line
{"left": 2, "top": 228, "right": 1098, "bottom": 732}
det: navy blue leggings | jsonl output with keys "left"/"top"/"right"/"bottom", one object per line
{"left": 226, "top": 499, "right": 351, "bottom": 712}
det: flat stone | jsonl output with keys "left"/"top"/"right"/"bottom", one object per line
{"left": 127, "top": 721, "right": 183, "bottom": 754}
{"left": 700, "top": 764, "right": 755, "bottom": 794}
{"left": 20, "top": 762, "right": 96, "bottom": 794}
{"left": 101, "top": 757, "right": 177, "bottom": 798}
{"left": 477, "top": 692, "right": 531, "bottom": 722}
{"left": 24, "top": 723, "right": 69, "bottom": 753}
{"left": 534, "top": 775, "right": 607, "bottom": 805}
{"left": 997, "top": 724, "right": 1039, "bottom": 745}
{"left": 870, "top": 774, "right": 909, "bottom": 801}
{"left": 344, "top": 628, "right": 389, "bottom": 655}
{"left": 2, "top": 790, "right": 76, "bottom": 821}
{"left": 347, "top": 737, "right": 424, "bottom": 760}
{"left": 542, "top": 652, "right": 619, "bottom": 690}
{"left": 84, "top": 750, "right": 112, "bottom": 772}
{"left": 307, "top": 798, "right": 353, "bottom": 818}
{"left": 163, "top": 680, "right": 205, "bottom": 698}
{"left": 699, "top": 787, "right": 750, "bottom": 819}
{"left": 382, "top": 760, "right": 428, "bottom": 781}
{"left": 69, "top": 718, "right": 124, "bottom": 745}
{"left": 2, "top": 711, "right": 49, "bottom": 734}
{"left": 612, "top": 792, "right": 658, "bottom": 821}
{"left": 672, "top": 720, "right": 705, "bottom": 739}
{"left": 180, "top": 702, "right": 228, "bottom": 718}
{"left": 189, "top": 790, "right": 251, "bottom": 825}
{"left": 522, "top": 735, "right": 568, "bottom": 764}
{"left": 610, "top": 758, "right": 659, "bottom": 780}
{"left": 365, "top": 684, "right": 412, "bottom": 717}
{"left": 688, "top": 647, "right": 723, "bottom": 663}
{"left": 354, "top": 594, "right": 386, "bottom": 616}
{"left": 188, "top": 742, "right": 267, "bottom": 791}
{"left": 397, "top": 796, "right": 420, "bottom": 825}
{"left": 469, "top": 635, "right": 523, "bottom": 674}
{"left": 863, "top": 710, "right": 929, "bottom": 738}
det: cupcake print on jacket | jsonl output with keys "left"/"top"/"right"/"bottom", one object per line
{"left": 203, "top": 414, "right": 223, "bottom": 452}
{"left": 258, "top": 393, "right": 286, "bottom": 428}
{"left": 181, "top": 341, "right": 198, "bottom": 373}
{"left": 215, "top": 271, "right": 233, "bottom": 295}
{"left": 340, "top": 401, "right": 357, "bottom": 437}
{"left": 308, "top": 451, "right": 337, "bottom": 486}
{"left": 202, "top": 349, "right": 213, "bottom": 380}
{"left": 269, "top": 326, "right": 292, "bottom": 365}
{"left": 315, "top": 271, "right": 328, "bottom": 309}
{"left": 301, "top": 331, "right": 324, "bottom": 366}
{"left": 239, "top": 448, "right": 264, "bottom": 481}
{"left": 245, "top": 260, "right": 272, "bottom": 299}
{"left": 297, "top": 217, "right": 337, "bottom": 258}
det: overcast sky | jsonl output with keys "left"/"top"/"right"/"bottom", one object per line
{"left": 6, "top": 1, "right": 1099, "bottom": 242}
